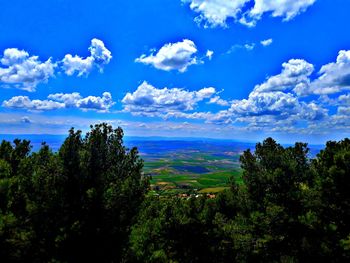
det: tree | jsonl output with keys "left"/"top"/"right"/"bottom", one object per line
{"left": 1, "top": 132, "right": 350, "bottom": 262}
{"left": 311, "top": 139, "right": 350, "bottom": 260}
{"left": 0, "top": 123, "right": 149, "bottom": 262}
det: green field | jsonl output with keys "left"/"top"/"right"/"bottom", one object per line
{"left": 142, "top": 151, "right": 242, "bottom": 195}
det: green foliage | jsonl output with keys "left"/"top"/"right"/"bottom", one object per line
{"left": 129, "top": 196, "right": 222, "bottom": 263}
{"left": 0, "top": 123, "right": 148, "bottom": 262}
{"left": 1, "top": 131, "right": 350, "bottom": 262}
{"left": 129, "top": 137, "right": 350, "bottom": 262}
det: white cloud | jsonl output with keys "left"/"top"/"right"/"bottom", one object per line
{"left": 125, "top": 49, "right": 350, "bottom": 135}
{"left": 182, "top": 0, "right": 316, "bottom": 28}
{"left": 195, "top": 86, "right": 217, "bottom": 100}
{"left": 253, "top": 59, "right": 314, "bottom": 96}
{"left": 0, "top": 38, "right": 111, "bottom": 91}
{"left": 260, "top": 38, "right": 273, "bottom": 47}
{"left": 3, "top": 92, "right": 115, "bottom": 112}
{"left": 62, "top": 38, "right": 112, "bottom": 76}
{"left": 135, "top": 39, "right": 199, "bottom": 72}
{"left": 48, "top": 92, "right": 83, "bottom": 107}
{"left": 209, "top": 58, "right": 327, "bottom": 125}
{"left": 249, "top": 0, "right": 316, "bottom": 22}
{"left": 206, "top": 50, "right": 214, "bottom": 60}
{"left": 121, "top": 56, "right": 329, "bottom": 127}
{"left": 89, "top": 38, "right": 112, "bottom": 65}
{"left": 122, "top": 81, "right": 216, "bottom": 116}
{"left": 2, "top": 96, "right": 65, "bottom": 111}
{"left": 48, "top": 91, "right": 114, "bottom": 111}
{"left": 230, "top": 91, "right": 301, "bottom": 117}
{"left": 215, "top": 91, "right": 327, "bottom": 130}
{"left": 1, "top": 49, "right": 29, "bottom": 65}
{"left": 226, "top": 39, "right": 272, "bottom": 54}
{"left": 226, "top": 43, "right": 256, "bottom": 54}
{"left": 0, "top": 48, "right": 56, "bottom": 91}
{"left": 208, "top": 96, "right": 229, "bottom": 106}
{"left": 249, "top": 50, "right": 350, "bottom": 97}
{"left": 311, "top": 50, "right": 350, "bottom": 95}
{"left": 244, "top": 43, "right": 256, "bottom": 51}
{"left": 76, "top": 92, "right": 114, "bottom": 111}
{"left": 61, "top": 55, "right": 94, "bottom": 77}
{"left": 182, "top": 0, "right": 250, "bottom": 28}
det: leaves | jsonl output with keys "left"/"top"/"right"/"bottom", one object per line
{"left": 0, "top": 123, "right": 148, "bottom": 262}
{"left": 1, "top": 131, "right": 350, "bottom": 262}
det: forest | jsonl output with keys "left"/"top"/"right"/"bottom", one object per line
{"left": 0, "top": 123, "right": 350, "bottom": 262}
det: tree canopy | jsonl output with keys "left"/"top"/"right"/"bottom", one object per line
{"left": 0, "top": 123, "right": 148, "bottom": 262}
{"left": 0, "top": 126, "right": 349, "bottom": 262}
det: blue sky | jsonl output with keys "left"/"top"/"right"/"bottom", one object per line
{"left": 0, "top": 0, "right": 350, "bottom": 143}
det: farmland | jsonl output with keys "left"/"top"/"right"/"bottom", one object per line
{"left": 127, "top": 140, "right": 251, "bottom": 195}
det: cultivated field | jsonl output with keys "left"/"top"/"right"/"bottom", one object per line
{"left": 130, "top": 140, "right": 247, "bottom": 195}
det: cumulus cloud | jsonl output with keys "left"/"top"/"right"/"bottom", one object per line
{"left": 76, "top": 92, "right": 114, "bottom": 111}
{"left": 2, "top": 96, "right": 65, "bottom": 111}
{"left": 47, "top": 92, "right": 83, "bottom": 107}
{"left": 301, "top": 102, "right": 328, "bottom": 121}
{"left": 261, "top": 38, "right": 273, "bottom": 47}
{"left": 189, "top": 58, "right": 327, "bottom": 126}
{"left": 249, "top": 50, "right": 350, "bottom": 97}
{"left": 125, "top": 48, "right": 350, "bottom": 135}
{"left": 135, "top": 39, "right": 199, "bottom": 72}
{"left": 208, "top": 96, "right": 230, "bottom": 106}
{"left": 89, "top": 38, "right": 112, "bottom": 64}
{"left": 0, "top": 48, "right": 56, "bottom": 91}
{"left": 249, "top": 0, "right": 316, "bottom": 22}
{"left": 182, "top": 0, "right": 250, "bottom": 28}
{"left": 125, "top": 47, "right": 350, "bottom": 136}
{"left": 48, "top": 91, "right": 114, "bottom": 111}
{"left": 207, "top": 50, "right": 350, "bottom": 131}
{"left": 62, "top": 38, "right": 112, "bottom": 76}
{"left": 311, "top": 50, "right": 350, "bottom": 95}
{"left": 121, "top": 55, "right": 330, "bottom": 128}
{"left": 122, "top": 81, "right": 216, "bottom": 116}
{"left": 230, "top": 91, "right": 301, "bottom": 117}
{"left": 182, "top": 0, "right": 316, "bottom": 28}
{"left": 210, "top": 58, "right": 327, "bottom": 125}
{"left": 206, "top": 90, "right": 327, "bottom": 129}
{"left": 3, "top": 92, "right": 114, "bottom": 112}
{"left": 0, "top": 38, "right": 111, "bottom": 91}
{"left": 253, "top": 59, "right": 314, "bottom": 96}
{"left": 61, "top": 55, "right": 94, "bottom": 77}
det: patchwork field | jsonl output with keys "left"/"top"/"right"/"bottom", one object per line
{"left": 127, "top": 140, "right": 251, "bottom": 195}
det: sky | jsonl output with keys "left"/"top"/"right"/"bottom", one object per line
{"left": 0, "top": 0, "right": 350, "bottom": 144}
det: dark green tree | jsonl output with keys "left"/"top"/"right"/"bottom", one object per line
{"left": 311, "top": 139, "right": 350, "bottom": 260}
{"left": 0, "top": 123, "right": 149, "bottom": 262}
